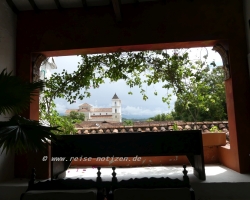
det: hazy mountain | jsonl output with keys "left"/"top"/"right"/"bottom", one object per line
{"left": 122, "top": 114, "right": 152, "bottom": 121}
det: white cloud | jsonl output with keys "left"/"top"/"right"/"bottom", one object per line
{"left": 122, "top": 105, "right": 174, "bottom": 117}
{"left": 122, "top": 106, "right": 161, "bottom": 116}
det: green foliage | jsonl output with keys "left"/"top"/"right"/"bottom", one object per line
{"left": 51, "top": 116, "right": 78, "bottom": 135}
{"left": 172, "top": 66, "right": 227, "bottom": 122}
{"left": 123, "top": 119, "right": 134, "bottom": 126}
{"left": 39, "top": 98, "right": 78, "bottom": 135}
{"left": 0, "top": 115, "right": 58, "bottom": 154}
{"left": 150, "top": 113, "right": 174, "bottom": 121}
{"left": 0, "top": 69, "right": 58, "bottom": 154}
{"left": 42, "top": 50, "right": 193, "bottom": 106}
{"left": 173, "top": 123, "right": 178, "bottom": 131}
{"left": 67, "top": 111, "right": 85, "bottom": 123}
{"left": 0, "top": 69, "right": 45, "bottom": 115}
{"left": 209, "top": 126, "right": 221, "bottom": 132}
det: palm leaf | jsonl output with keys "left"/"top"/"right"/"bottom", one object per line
{"left": 0, "top": 115, "right": 60, "bottom": 154}
{"left": 0, "top": 69, "right": 45, "bottom": 115}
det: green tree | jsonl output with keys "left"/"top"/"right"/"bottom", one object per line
{"left": 123, "top": 119, "right": 133, "bottom": 126}
{"left": 172, "top": 66, "right": 227, "bottom": 122}
{"left": 150, "top": 113, "right": 174, "bottom": 121}
{"left": 39, "top": 95, "right": 78, "bottom": 135}
{"left": 67, "top": 111, "right": 85, "bottom": 123}
{"left": 41, "top": 50, "right": 193, "bottom": 107}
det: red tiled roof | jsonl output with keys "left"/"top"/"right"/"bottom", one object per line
{"left": 75, "top": 121, "right": 230, "bottom": 141}
{"left": 80, "top": 103, "right": 92, "bottom": 107}
{"left": 78, "top": 108, "right": 89, "bottom": 112}
{"left": 75, "top": 124, "right": 83, "bottom": 128}
{"left": 65, "top": 109, "right": 78, "bottom": 114}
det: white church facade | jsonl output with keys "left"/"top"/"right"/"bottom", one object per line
{"left": 65, "top": 93, "right": 122, "bottom": 122}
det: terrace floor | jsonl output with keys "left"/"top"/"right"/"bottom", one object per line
{"left": 1, "top": 164, "right": 250, "bottom": 200}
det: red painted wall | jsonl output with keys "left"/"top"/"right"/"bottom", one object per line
{"left": 15, "top": 0, "right": 250, "bottom": 178}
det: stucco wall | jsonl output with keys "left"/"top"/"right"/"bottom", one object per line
{"left": 0, "top": 0, "right": 16, "bottom": 182}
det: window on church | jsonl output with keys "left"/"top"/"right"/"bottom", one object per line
{"left": 115, "top": 109, "right": 117, "bottom": 113}
{"left": 115, "top": 102, "right": 116, "bottom": 105}
{"left": 106, "top": 113, "right": 107, "bottom": 115}
{"left": 100, "top": 113, "right": 101, "bottom": 115}
{"left": 115, "top": 116, "right": 117, "bottom": 118}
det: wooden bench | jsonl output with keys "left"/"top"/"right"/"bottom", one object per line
{"left": 21, "top": 166, "right": 195, "bottom": 200}
{"left": 52, "top": 130, "right": 206, "bottom": 180}
{"left": 108, "top": 165, "right": 195, "bottom": 200}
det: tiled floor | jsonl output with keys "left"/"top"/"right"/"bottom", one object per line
{"left": 66, "top": 164, "right": 250, "bottom": 183}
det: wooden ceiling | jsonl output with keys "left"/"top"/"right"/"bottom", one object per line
{"left": 6, "top": 0, "right": 159, "bottom": 21}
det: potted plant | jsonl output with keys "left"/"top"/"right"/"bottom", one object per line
{"left": 0, "top": 69, "right": 60, "bottom": 178}
{"left": 202, "top": 126, "right": 226, "bottom": 147}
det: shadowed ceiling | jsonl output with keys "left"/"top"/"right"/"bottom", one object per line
{"left": 6, "top": 0, "right": 160, "bottom": 21}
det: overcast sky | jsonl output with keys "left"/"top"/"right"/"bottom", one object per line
{"left": 52, "top": 47, "right": 222, "bottom": 119}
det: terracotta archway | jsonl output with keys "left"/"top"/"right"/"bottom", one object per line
{"left": 32, "top": 54, "right": 47, "bottom": 82}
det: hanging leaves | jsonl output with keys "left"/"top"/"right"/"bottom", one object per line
{"left": 40, "top": 48, "right": 226, "bottom": 126}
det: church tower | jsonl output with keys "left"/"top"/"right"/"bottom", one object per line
{"left": 111, "top": 93, "right": 122, "bottom": 122}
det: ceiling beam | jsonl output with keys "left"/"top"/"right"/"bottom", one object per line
{"left": 81, "top": 0, "right": 88, "bottom": 9}
{"left": 54, "top": 0, "right": 63, "bottom": 10}
{"left": 28, "top": 0, "right": 40, "bottom": 12}
{"left": 6, "top": 0, "right": 19, "bottom": 14}
{"left": 111, "top": 0, "right": 122, "bottom": 22}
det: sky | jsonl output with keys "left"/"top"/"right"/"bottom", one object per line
{"left": 51, "top": 47, "right": 223, "bottom": 119}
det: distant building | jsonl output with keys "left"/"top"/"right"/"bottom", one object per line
{"left": 40, "top": 58, "right": 57, "bottom": 80}
{"left": 65, "top": 93, "right": 122, "bottom": 122}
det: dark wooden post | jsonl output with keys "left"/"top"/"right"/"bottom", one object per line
{"left": 97, "top": 167, "right": 102, "bottom": 182}
{"left": 112, "top": 167, "right": 117, "bottom": 183}
{"left": 28, "top": 168, "right": 36, "bottom": 190}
